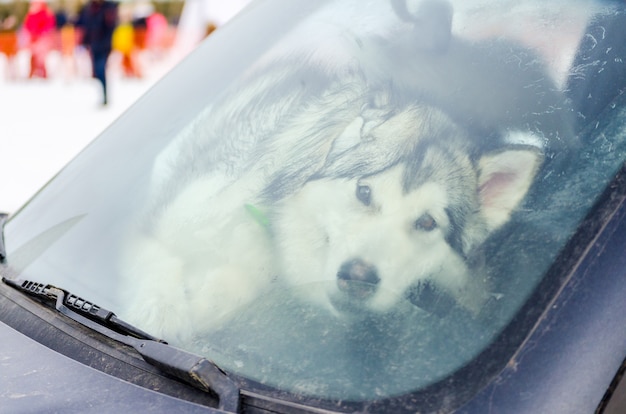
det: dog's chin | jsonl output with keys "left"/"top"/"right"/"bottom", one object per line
{"left": 329, "top": 293, "right": 372, "bottom": 317}
{"left": 327, "top": 283, "right": 413, "bottom": 322}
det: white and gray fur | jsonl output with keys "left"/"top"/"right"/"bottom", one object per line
{"left": 120, "top": 0, "right": 572, "bottom": 343}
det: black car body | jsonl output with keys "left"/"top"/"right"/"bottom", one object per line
{"left": 2, "top": 0, "right": 626, "bottom": 413}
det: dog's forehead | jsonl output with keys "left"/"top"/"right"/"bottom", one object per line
{"left": 363, "top": 164, "right": 449, "bottom": 219}
{"left": 404, "top": 142, "right": 477, "bottom": 195}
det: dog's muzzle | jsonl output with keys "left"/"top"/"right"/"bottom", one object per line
{"left": 337, "top": 258, "right": 380, "bottom": 299}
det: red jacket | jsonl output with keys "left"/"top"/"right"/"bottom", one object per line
{"left": 24, "top": 6, "right": 55, "bottom": 41}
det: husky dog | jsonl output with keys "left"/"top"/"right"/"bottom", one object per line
{"left": 120, "top": 1, "right": 570, "bottom": 344}
{"left": 271, "top": 110, "right": 542, "bottom": 319}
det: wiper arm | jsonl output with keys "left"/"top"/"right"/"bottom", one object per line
{"left": 0, "top": 213, "right": 7, "bottom": 262}
{"left": 2, "top": 277, "right": 241, "bottom": 413}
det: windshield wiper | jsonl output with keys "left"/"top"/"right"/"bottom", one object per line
{"left": 0, "top": 213, "right": 7, "bottom": 262}
{"left": 2, "top": 277, "right": 241, "bottom": 413}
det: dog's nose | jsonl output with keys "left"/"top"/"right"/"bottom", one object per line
{"left": 337, "top": 258, "right": 379, "bottom": 299}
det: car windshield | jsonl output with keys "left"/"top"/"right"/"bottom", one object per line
{"left": 3, "top": 0, "right": 626, "bottom": 410}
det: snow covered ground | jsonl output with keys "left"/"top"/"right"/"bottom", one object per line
{"left": 0, "top": 49, "right": 176, "bottom": 214}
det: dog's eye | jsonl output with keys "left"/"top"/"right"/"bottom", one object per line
{"left": 356, "top": 184, "right": 372, "bottom": 206}
{"left": 414, "top": 214, "right": 437, "bottom": 231}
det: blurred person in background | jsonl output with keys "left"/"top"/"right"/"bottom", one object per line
{"left": 59, "top": 11, "right": 78, "bottom": 81}
{"left": 23, "top": 0, "right": 56, "bottom": 79}
{"left": 0, "top": 11, "right": 19, "bottom": 80}
{"left": 145, "top": 8, "right": 169, "bottom": 61}
{"left": 76, "top": 0, "right": 118, "bottom": 106}
{"left": 112, "top": 4, "right": 140, "bottom": 78}
{"left": 131, "top": 1, "right": 150, "bottom": 55}
{"left": 52, "top": 2, "right": 79, "bottom": 81}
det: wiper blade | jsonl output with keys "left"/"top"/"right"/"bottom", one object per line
{"left": 0, "top": 213, "right": 7, "bottom": 262}
{"left": 3, "top": 277, "right": 161, "bottom": 341}
{"left": 2, "top": 277, "right": 241, "bottom": 413}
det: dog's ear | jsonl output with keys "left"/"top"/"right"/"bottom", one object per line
{"left": 478, "top": 147, "right": 542, "bottom": 231}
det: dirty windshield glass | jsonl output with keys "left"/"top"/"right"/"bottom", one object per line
{"left": 4, "top": 0, "right": 626, "bottom": 410}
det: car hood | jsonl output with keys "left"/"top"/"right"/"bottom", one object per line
{"left": 0, "top": 321, "right": 220, "bottom": 414}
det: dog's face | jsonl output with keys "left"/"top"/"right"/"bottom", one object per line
{"left": 272, "top": 134, "right": 541, "bottom": 317}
